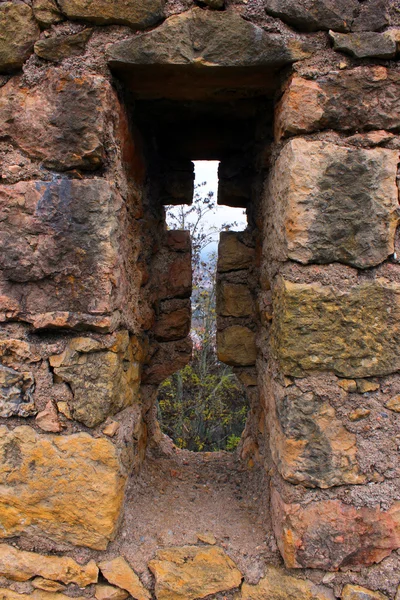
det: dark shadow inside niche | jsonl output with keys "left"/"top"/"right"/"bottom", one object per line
{"left": 111, "top": 69, "right": 275, "bottom": 453}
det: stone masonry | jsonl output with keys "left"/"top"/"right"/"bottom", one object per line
{"left": 0, "top": 0, "right": 399, "bottom": 598}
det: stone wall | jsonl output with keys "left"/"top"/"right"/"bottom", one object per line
{"left": 0, "top": 0, "right": 399, "bottom": 598}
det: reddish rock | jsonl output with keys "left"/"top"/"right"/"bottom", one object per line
{"left": 0, "top": 69, "right": 117, "bottom": 170}
{"left": 275, "top": 69, "right": 400, "bottom": 140}
{"left": 165, "top": 230, "right": 191, "bottom": 253}
{"left": 153, "top": 301, "right": 191, "bottom": 342}
{"left": 0, "top": 179, "right": 139, "bottom": 332}
{"left": 36, "top": 400, "right": 62, "bottom": 433}
{"left": 271, "top": 488, "right": 400, "bottom": 570}
{"left": 142, "top": 338, "right": 192, "bottom": 384}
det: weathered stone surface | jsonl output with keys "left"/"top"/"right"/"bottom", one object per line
{"left": 153, "top": 300, "right": 191, "bottom": 342}
{"left": 0, "top": 590, "right": 87, "bottom": 600}
{"left": 0, "top": 3, "right": 40, "bottom": 72}
{"left": 217, "top": 326, "right": 257, "bottom": 367}
{"left": 0, "top": 426, "right": 126, "bottom": 549}
{"left": 275, "top": 69, "right": 400, "bottom": 139}
{"left": 107, "top": 8, "right": 311, "bottom": 71}
{"left": 142, "top": 338, "right": 192, "bottom": 385}
{"left": 218, "top": 233, "right": 255, "bottom": 273}
{"left": 342, "top": 584, "right": 388, "bottom": 600}
{"left": 271, "top": 277, "right": 400, "bottom": 378}
{"left": 271, "top": 489, "right": 400, "bottom": 569}
{"left": 148, "top": 545, "right": 242, "bottom": 600}
{"left": 58, "top": 0, "right": 164, "bottom": 29}
{"left": 34, "top": 29, "right": 92, "bottom": 62}
{"left": 0, "top": 543, "right": 98, "bottom": 585}
{"left": 217, "top": 282, "right": 254, "bottom": 318}
{"left": 99, "top": 557, "right": 150, "bottom": 600}
{"left": 266, "top": 380, "right": 364, "bottom": 488}
{"left": 35, "top": 400, "right": 62, "bottom": 433}
{"left": 0, "top": 179, "right": 136, "bottom": 332}
{"left": 385, "top": 395, "right": 400, "bottom": 412}
{"left": 0, "top": 70, "right": 116, "bottom": 170}
{"left": 330, "top": 31, "right": 397, "bottom": 59}
{"left": 338, "top": 379, "right": 357, "bottom": 393}
{"left": 151, "top": 234, "right": 192, "bottom": 301}
{"left": 49, "top": 332, "right": 140, "bottom": 428}
{"left": 264, "top": 0, "right": 356, "bottom": 32}
{"left": 348, "top": 408, "right": 371, "bottom": 421}
{"left": 102, "top": 421, "right": 120, "bottom": 438}
{"left": 357, "top": 380, "right": 380, "bottom": 393}
{"left": 33, "top": 0, "right": 64, "bottom": 27}
{"left": 95, "top": 585, "right": 128, "bottom": 600}
{"left": 0, "top": 365, "right": 35, "bottom": 418}
{"left": 32, "top": 579, "right": 66, "bottom": 593}
{"left": 238, "top": 565, "right": 334, "bottom": 600}
{"left": 266, "top": 139, "right": 399, "bottom": 268}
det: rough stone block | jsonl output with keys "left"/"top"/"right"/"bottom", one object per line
{"left": 142, "top": 337, "right": 192, "bottom": 384}
{"left": 0, "top": 3, "right": 40, "bottom": 72}
{"left": 99, "top": 557, "right": 150, "bottom": 600}
{"left": 264, "top": 376, "right": 364, "bottom": 488}
{"left": 217, "top": 326, "right": 257, "bottom": 367}
{"left": 342, "top": 585, "right": 388, "bottom": 600}
{"left": 153, "top": 299, "right": 191, "bottom": 342}
{"left": 151, "top": 233, "right": 192, "bottom": 301}
{"left": 330, "top": 31, "right": 397, "bottom": 59}
{"left": 275, "top": 69, "right": 400, "bottom": 139}
{"left": 49, "top": 332, "right": 141, "bottom": 428}
{"left": 0, "top": 543, "right": 98, "bottom": 585}
{"left": 218, "top": 232, "right": 255, "bottom": 273}
{"left": 271, "top": 488, "right": 400, "bottom": 569}
{"left": 58, "top": 0, "right": 164, "bottom": 29}
{"left": 264, "top": 0, "right": 388, "bottom": 33}
{"left": 266, "top": 139, "right": 399, "bottom": 268}
{"left": 148, "top": 545, "right": 242, "bottom": 600}
{"left": 216, "top": 282, "right": 254, "bottom": 318}
{"left": 271, "top": 277, "right": 400, "bottom": 378}
{"left": 0, "top": 179, "right": 137, "bottom": 332}
{"left": 0, "top": 365, "right": 35, "bottom": 418}
{"left": 0, "top": 70, "right": 117, "bottom": 170}
{"left": 264, "top": 0, "right": 356, "bottom": 32}
{"left": 238, "top": 565, "right": 334, "bottom": 600}
{"left": 0, "top": 426, "right": 126, "bottom": 549}
{"left": 34, "top": 29, "right": 92, "bottom": 62}
{"left": 32, "top": 0, "right": 64, "bottom": 27}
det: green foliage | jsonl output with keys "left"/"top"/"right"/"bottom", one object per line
{"left": 157, "top": 357, "right": 247, "bottom": 452}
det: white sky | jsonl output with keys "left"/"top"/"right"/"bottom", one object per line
{"left": 176, "top": 161, "right": 247, "bottom": 256}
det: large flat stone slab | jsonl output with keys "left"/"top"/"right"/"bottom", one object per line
{"left": 0, "top": 426, "right": 126, "bottom": 549}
